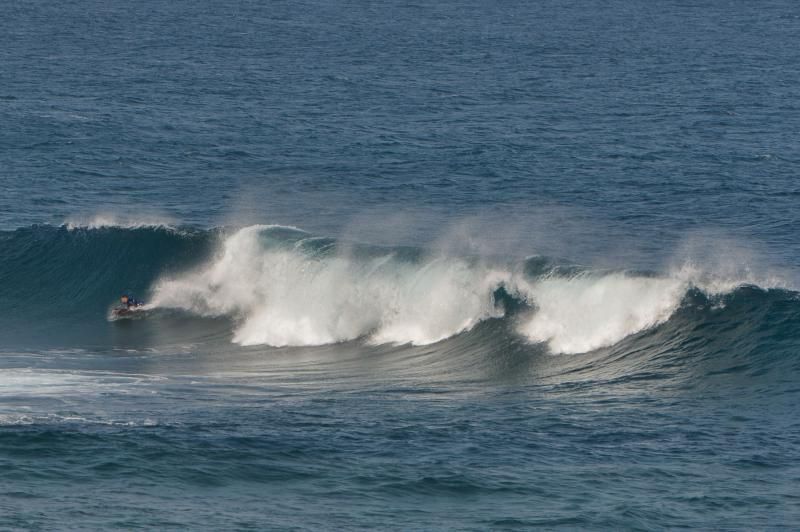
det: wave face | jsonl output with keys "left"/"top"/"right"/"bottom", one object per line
{"left": 0, "top": 224, "right": 214, "bottom": 345}
{"left": 1, "top": 223, "right": 797, "bottom": 359}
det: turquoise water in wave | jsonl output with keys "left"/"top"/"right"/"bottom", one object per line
{"left": 2, "top": 1, "right": 800, "bottom": 529}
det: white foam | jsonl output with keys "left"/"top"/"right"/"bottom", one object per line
{"left": 63, "top": 213, "right": 177, "bottom": 230}
{"left": 509, "top": 257, "right": 794, "bottom": 354}
{"left": 0, "top": 412, "right": 160, "bottom": 427}
{"left": 0, "top": 368, "right": 152, "bottom": 396}
{"left": 510, "top": 272, "right": 686, "bottom": 354}
{"left": 151, "top": 225, "right": 505, "bottom": 347}
{"left": 148, "top": 225, "right": 793, "bottom": 354}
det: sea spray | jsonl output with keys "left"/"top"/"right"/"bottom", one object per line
{"left": 151, "top": 225, "right": 506, "bottom": 346}
{"left": 509, "top": 272, "right": 687, "bottom": 354}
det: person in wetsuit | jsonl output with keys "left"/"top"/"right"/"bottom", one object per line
{"left": 120, "top": 295, "right": 143, "bottom": 308}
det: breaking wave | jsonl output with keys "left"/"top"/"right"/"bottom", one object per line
{"left": 151, "top": 225, "right": 507, "bottom": 347}
{"left": 0, "top": 223, "right": 796, "bottom": 355}
{"left": 147, "top": 225, "right": 793, "bottom": 354}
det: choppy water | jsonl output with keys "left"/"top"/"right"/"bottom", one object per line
{"left": 2, "top": 0, "right": 800, "bottom": 529}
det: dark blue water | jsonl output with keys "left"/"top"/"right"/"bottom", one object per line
{"left": 2, "top": 1, "right": 800, "bottom": 529}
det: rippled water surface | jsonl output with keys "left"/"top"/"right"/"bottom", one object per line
{"left": 2, "top": 0, "right": 800, "bottom": 529}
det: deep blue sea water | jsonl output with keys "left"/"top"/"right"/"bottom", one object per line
{"left": 2, "top": 0, "right": 800, "bottom": 529}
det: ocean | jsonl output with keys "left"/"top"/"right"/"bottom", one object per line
{"left": 1, "top": 0, "right": 799, "bottom": 529}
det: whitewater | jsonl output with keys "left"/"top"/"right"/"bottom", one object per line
{"left": 4, "top": 222, "right": 791, "bottom": 356}
{"left": 145, "top": 224, "right": 788, "bottom": 353}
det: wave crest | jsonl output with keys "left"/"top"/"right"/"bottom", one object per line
{"left": 63, "top": 213, "right": 178, "bottom": 230}
{"left": 151, "top": 226, "right": 505, "bottom": 347}
{"left": 100, "top": 225, "right": 796, "bottom": 353}
{"left": 510, "top": 273, "right": 686, "bottom": 354}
